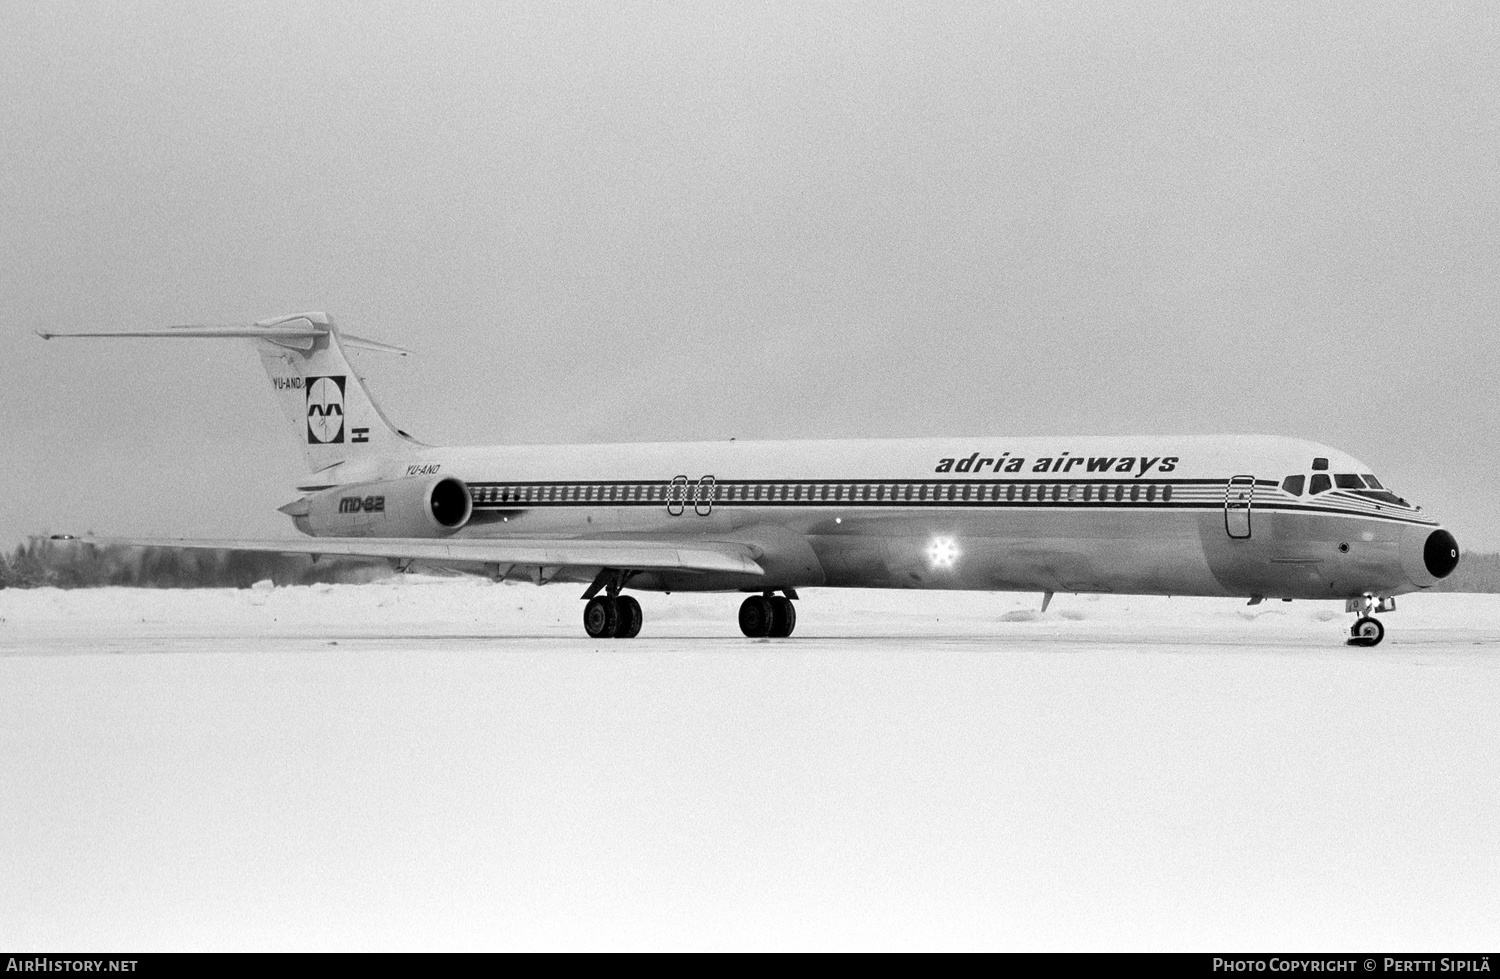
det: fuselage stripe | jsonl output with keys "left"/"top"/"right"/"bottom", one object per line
{"left": 460, "top": 478, "right": 1434, "bottom": 527}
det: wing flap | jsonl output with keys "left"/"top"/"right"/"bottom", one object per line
{"left": 73, "top": 535, "right": 764, "bottom": 576}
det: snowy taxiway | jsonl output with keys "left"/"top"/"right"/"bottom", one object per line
{"left": 2, "top": 579, "right": 1497, "bottom": 950}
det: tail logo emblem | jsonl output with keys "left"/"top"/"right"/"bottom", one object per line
{"left": 306, "top": 375, "right": 346, "bottom": 444}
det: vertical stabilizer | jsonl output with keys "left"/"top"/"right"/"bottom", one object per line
{"left": 251, "top": 313, "right": 418, "bottom": 472}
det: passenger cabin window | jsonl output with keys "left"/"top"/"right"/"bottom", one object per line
{"left": 1334, "top": 474, "right": 1364, "bottom": 490}
{"left": 1282, "top": 475, "right": 1305, "bottom": 496}
{"left": 1309, "top": 474, "right": 1332, "bottom": 495}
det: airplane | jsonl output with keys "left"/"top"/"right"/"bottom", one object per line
{"left": 37, "top": 312, "right": 1460, "bottom": 646}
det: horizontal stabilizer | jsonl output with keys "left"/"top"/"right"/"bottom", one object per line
{"left": 37, "top": 324, "right": 325, "bottom": 351}
{"left": 339, "top": 334, "right": 411, "bottom": 356}
{"left": 68, "top": 535, "right": 765, "bottom": 577}
{"left": 35, "top": 319, "right": 407, "bottom": 355}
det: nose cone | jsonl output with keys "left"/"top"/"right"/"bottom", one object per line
{"left": 1402, "top": 527, "right": 1460, "bottom": 588}
{"left": 1424, "top": 529, "right": 1460, "bottom": 579}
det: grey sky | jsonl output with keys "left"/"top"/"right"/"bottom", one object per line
{"left": 3, "top": 2, "right": 1497, "bottom": 548}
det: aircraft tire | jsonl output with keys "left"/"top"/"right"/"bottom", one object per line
{"left": 768, "top": 596, "right": 796, "bottom": 638}
{"left": 738, "top": 596, "right": 774, "bottom": 637}
{"left": 584, "top": 596, "right": 619, "bottom": 639}
{"left": 615, "top": 596, "right": 643, "bottom": 638}
{"left": 1346, "top": 615, "right": 1385, "bottom": 647}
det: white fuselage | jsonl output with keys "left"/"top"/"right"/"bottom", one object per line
{"left": 305, "top": 433, "right": 1451, "bottom": 601}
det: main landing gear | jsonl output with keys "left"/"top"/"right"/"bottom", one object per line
{"left": 1345, "top": 594, "right": 1394, "bottom": 647}
{"left": 583, "top": 595, "right": 643, "bottom": 639}
{"left": 578, "top": 576, "right": 800, "bottom": 640}
{"left": 739, "top": 592, "right": 797, "bottom": 638}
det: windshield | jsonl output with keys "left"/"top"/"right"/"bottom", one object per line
{"left": 1341, "top": 473, "right": 1410, "bottom": 507}
{"left": 1294, "top": 466, "right": 1411, "bottom": 507}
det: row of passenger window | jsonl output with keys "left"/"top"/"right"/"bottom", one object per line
{"left": 470, "top": 481, "right": 1177, "bottom": 506}
{"left": 708, "top": 481, "right": 1175, "bottom": 504}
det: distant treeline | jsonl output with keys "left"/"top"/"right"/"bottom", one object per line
{"left": 3, "top": 535, "right": 1498, "bottom": 592}
{"left": 0, "top": 537, "right": 392, "bottom": 589}
{"left": 1430, "top": 550, "right": 1500, "bottom": 593}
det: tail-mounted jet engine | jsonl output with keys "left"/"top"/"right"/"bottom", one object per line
{"left": 283, "top": 475, "right": 473, "bottom": 537}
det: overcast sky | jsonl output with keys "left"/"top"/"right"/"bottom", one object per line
{"left": 3, "top": 1, "right": 1497, "bottom": 549}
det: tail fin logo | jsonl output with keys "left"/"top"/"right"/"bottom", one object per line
{"left": 306, "top": 375, "right": 346, "bottom": 444}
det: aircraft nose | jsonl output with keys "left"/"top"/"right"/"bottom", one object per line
{"left": 1402, "top": 526, "right": 1460, "bottom": 588}
{"left": 1423, "top": 528, "right": 1460, "bottom": 579}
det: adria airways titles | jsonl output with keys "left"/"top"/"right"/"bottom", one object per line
{"left": 39, "top": 313, "right": 1460, "bottom": 646}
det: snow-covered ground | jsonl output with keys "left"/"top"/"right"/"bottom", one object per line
{"left": 2, "top": 580, "right": 1497, "bottom": 950}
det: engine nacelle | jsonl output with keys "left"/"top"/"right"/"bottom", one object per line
{"left": 292, "top": 475, "right": 473, "bottom": 538}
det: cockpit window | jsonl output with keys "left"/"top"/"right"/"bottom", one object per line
{"left": 1311, "top": 458, "right": 1329, "bottom": 471}
{"left": 1282, "top": 475, "right": 1305, "bottom": 496}
{"left": 1362, "top": 475, "right": 1384, "bottom": 489}
{"left": 1353, "top": 489, "right": 1409, "bottom": 507}
{"left": 1309, "top": 473, "right": 1332, "bottom": 495}
{"left": 1334, "top": 474, "right": 1364, "bottom": 489}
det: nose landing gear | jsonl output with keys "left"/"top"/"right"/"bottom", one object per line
{"left": 1345, "top": 594, "right": 1395, "bottom": 647}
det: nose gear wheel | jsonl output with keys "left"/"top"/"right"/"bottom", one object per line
{"left": 1346, "top": 615, "right": 1385, "bottom": 647}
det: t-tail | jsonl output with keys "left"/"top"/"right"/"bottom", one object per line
{"left": 36, "top": 312, "right": 421, "bottom": 473}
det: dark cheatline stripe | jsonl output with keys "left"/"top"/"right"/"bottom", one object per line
{"left": 462, "top": 478, "right": 1433, "bottom": 526}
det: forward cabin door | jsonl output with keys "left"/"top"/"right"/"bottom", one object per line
{"left": 1225, "top": 475, "right": 1255, "bottom": 539}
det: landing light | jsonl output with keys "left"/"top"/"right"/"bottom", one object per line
{"left": 927, "top": 537, "right": 960, "bottom": 569}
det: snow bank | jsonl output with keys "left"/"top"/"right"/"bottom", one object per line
{"left": 5, "top": 576, "right": 1500, "bottom": 644}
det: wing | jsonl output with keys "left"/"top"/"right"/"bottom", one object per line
{"left": 71, "top": 535, "right": 764, "bottom": 577}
